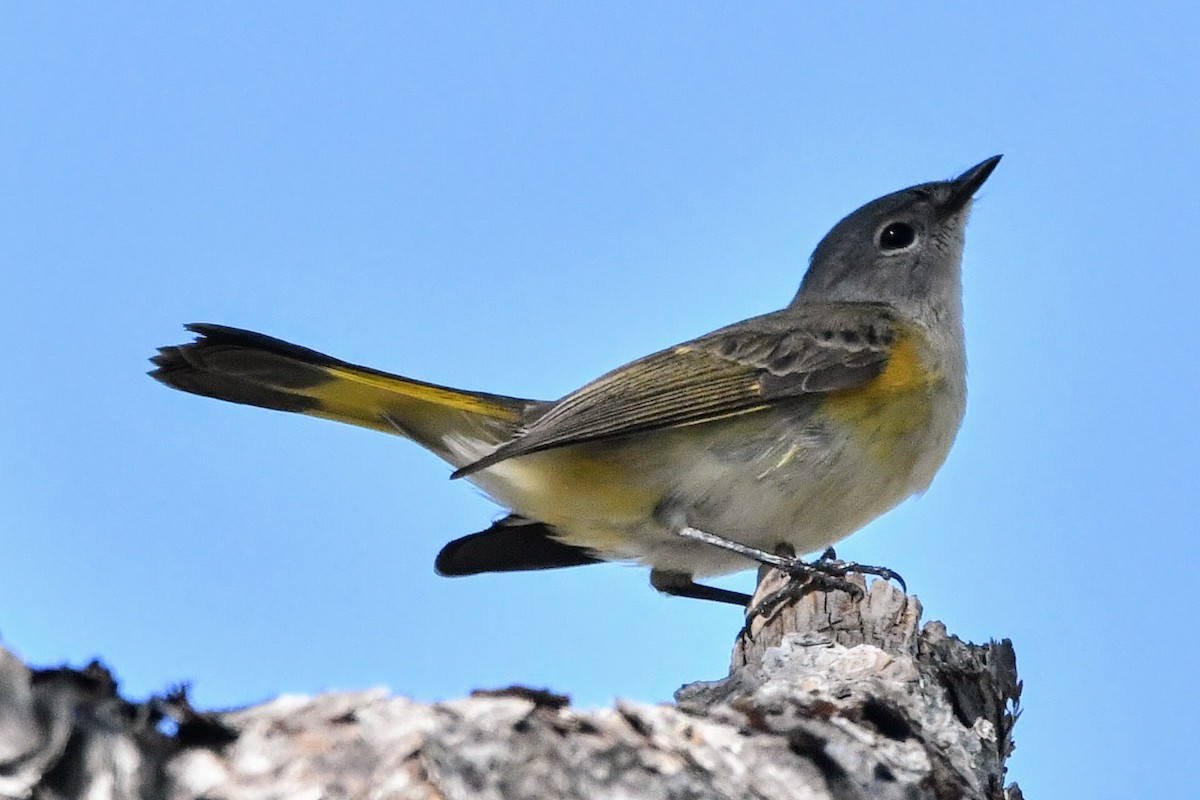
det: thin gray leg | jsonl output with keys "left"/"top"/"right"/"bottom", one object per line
{"left": 650, "top": 570, "right": 752, "bottom": 607}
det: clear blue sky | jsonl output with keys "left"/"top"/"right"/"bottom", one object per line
{"left": 3, "top": 5, "right": 1198, "bottom": 798}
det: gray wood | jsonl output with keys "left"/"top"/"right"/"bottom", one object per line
{"left": 0, "top": 577, "right": 1021, "bottom": 800}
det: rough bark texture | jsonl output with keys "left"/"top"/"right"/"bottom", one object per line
{"left": 0, "top": 576, "right": 1021, "bottom": 800}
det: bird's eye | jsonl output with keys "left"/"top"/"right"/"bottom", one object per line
{"left": 878, "top": 222, "right": 916, "bottom": 251}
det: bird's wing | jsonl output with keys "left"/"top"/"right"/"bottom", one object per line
{"left": 453, "top": 302, "right": 903, "bottom": 477}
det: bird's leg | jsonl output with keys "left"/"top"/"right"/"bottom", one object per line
{"left": 670, "top": 524, "right": 907, "bottom": 614}
{"left": 649, "top": 570, "right": 752, "bottom": 606}
{"left": 656, "top": 502, "right": 904, "bottom": 609}
{"left": 674, "top": 526, "right": 864, "bottom": 599}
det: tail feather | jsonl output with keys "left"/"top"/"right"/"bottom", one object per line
{"left": 435, "top": 514, "right": 602, "bottom": 576}
{"left": 151, "top": 324, "right": 537, "bottom": 465}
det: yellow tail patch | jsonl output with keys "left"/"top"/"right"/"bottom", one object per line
{"left": 309, "top": 365, "right": 522, "bottom": 431}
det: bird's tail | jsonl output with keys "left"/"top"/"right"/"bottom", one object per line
{"left": 150, "top": 324, "right": 536, "bottom": 466}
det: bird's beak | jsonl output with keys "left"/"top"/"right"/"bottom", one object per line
{"left": 943, "top": 155, "right": 1002, "bottom": 215}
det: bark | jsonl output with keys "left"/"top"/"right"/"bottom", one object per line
{"left": 0, "top": 576, "right": 1021, "bottom": 800}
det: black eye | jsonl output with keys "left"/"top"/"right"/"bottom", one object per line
{"left": 878, "top": 222, "right": 916, "bottom": 251}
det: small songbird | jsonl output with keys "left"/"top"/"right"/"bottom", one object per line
{"left": 151, "top": 156, "right": 1000, "bottom": 606}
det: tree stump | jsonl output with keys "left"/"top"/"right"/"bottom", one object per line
{"left": 0, "top": 576, "right": 1021, "bottom": 799}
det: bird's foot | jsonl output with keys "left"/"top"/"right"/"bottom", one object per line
{"left": 747, "top": 548, "right": 906, "bottom": 623}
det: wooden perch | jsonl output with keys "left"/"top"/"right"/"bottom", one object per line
{"left": 0, "top": 576, "right": 1021, "bottom": 799}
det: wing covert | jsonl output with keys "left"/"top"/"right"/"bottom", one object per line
{"left": 453, "top": 302, "right": 901, "bottom": 478}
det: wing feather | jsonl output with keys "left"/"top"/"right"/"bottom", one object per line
{"left": 453, "top": 302, "right": 901, "bottom": 478}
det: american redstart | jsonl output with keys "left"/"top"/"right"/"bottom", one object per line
{"left": 151, "top": 156, "right": 1000, "bottom": 606}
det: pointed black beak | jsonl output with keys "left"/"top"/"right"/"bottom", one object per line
{"left": 943, "top": 155, "right": 1002, "bottom": 215}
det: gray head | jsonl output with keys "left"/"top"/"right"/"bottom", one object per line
{"left": 793, "top": 156, "right": 1000, "bottom": 316}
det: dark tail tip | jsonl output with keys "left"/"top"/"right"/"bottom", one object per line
{"left": 435, "top": 516, "right": 602, "bottom": 576}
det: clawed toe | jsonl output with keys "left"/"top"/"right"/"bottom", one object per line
{"left": 745, "top": 551, "right": 905, "bottom": 623}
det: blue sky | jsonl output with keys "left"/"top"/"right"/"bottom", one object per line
{"left": 3, "top": 5, "right": 1198, "bottom": 798}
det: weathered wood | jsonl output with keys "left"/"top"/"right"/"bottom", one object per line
{"left": 681, "top": 574, "right": 1021, "bottom": 800}
{"left": 0, "top": 576, "right": 1020, "bottom": 800}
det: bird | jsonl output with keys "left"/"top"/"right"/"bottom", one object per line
{"left": 150, "top": 156, "right": 1000, "bottom": 607}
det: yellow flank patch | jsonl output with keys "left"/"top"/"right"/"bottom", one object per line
{"left": 493, "top": 445, "right": 660, "bottom": 534}
{"left": 822, "top": 332, "right": 939, "bottom": 450}
{"left": 847, "top": 333, "right": 935, "bottom": 397}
